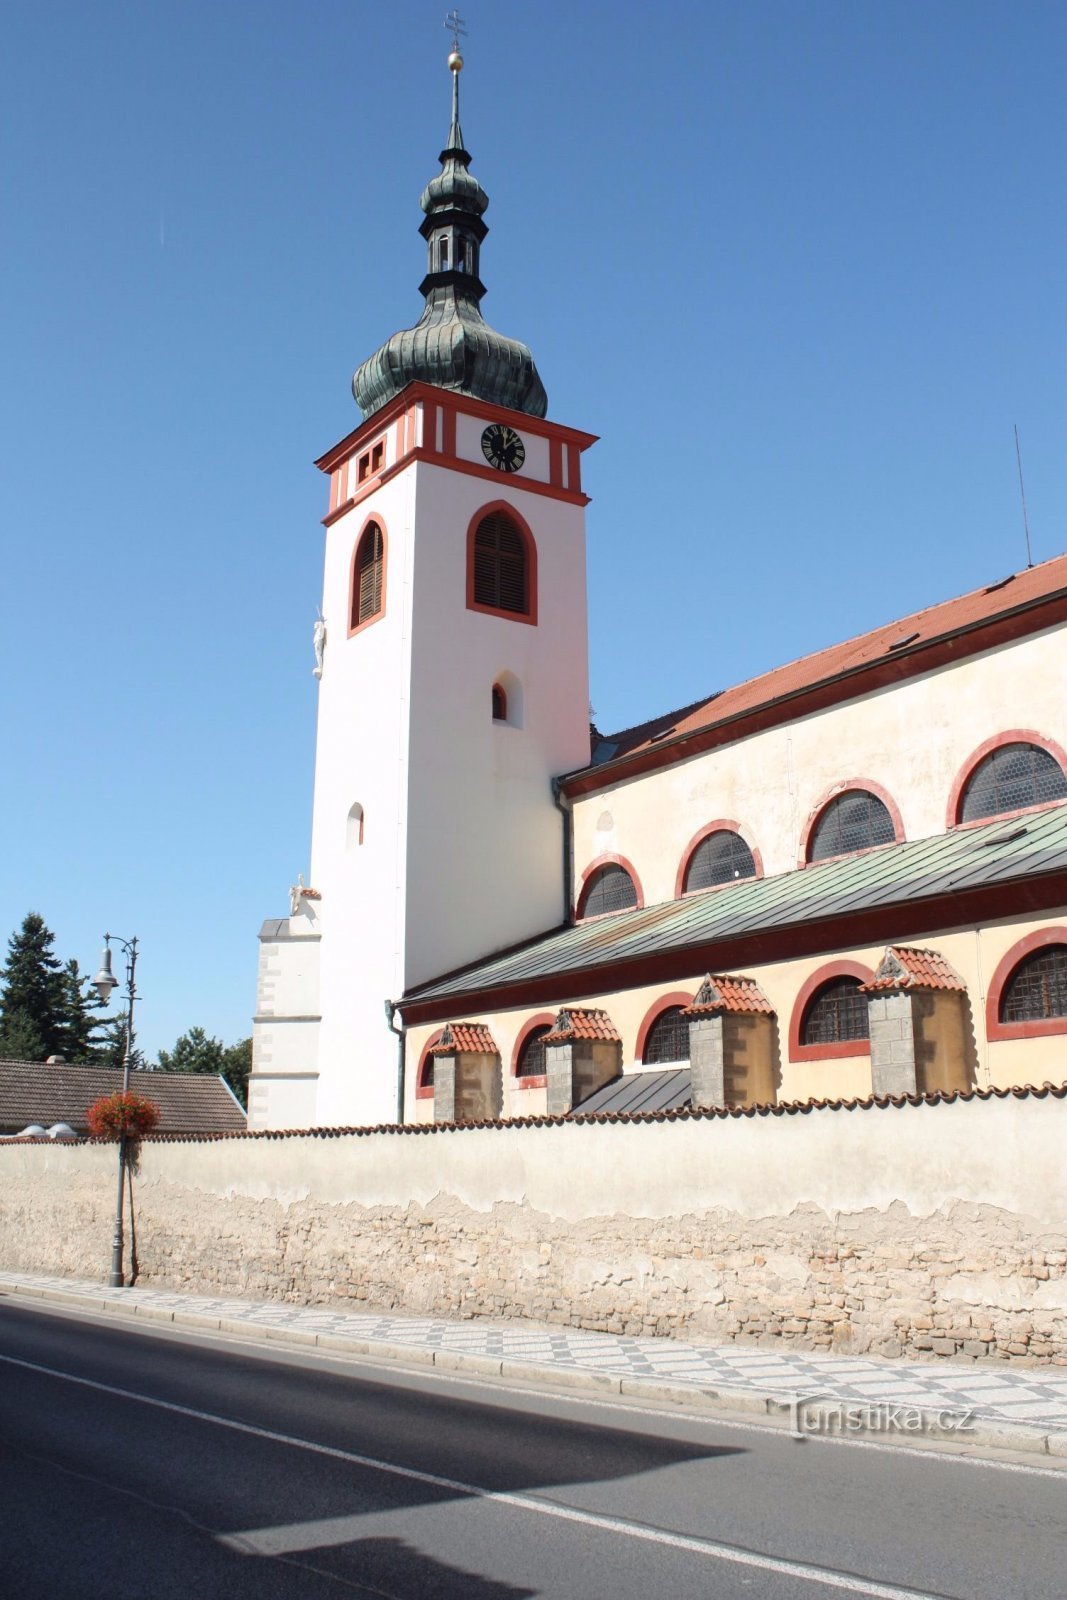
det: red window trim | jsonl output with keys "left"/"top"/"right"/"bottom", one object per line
{"left": 985, "top": 926, "right": 1067, "bottom": 1042}
{"left": 675, "top": 820, "right": 764, "bottom": 900}
{"left": 634, "top": 991, "right": 695, "bottom": 1063}
{"left": 575, "top": 853, "right": 645, "bottom": 921}
{"left": 511, "top": 1011, "right": 556, "bottom": 1087}
{"left": 415, "top": 1029, "right": 444, "bottom": 1100}
{"left": 946, "top": 729, "right": 1067, "bottom": 828}
{"left": 348, "top": 514, "right": 389, "bottom": 638}
{"left": 799, "top": 779, "right": 905, "bottom": 868}
{"left": 788, "top": 960, "right": 874, "bottom": 1062}
{"left": 465, "top": 501, "right": 539, "bottom": 627}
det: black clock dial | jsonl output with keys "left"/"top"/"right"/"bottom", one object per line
{"left": 481, "top": 423, "right": 525, "bottom": 473}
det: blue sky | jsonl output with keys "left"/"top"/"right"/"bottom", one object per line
{"left": 2, "top": 1, "right": 1064, "bottom": 1059}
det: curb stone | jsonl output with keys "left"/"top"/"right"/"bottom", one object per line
{"left": 3, "top": 1278, "right": 1063, "bottom": 1460}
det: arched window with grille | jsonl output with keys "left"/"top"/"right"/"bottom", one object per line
{"left": 467, "top": 504, "right": 537, "bottom": 623}
{"left": 802, "top": 978, "right": 869, "bottom": 1047}
{"left": 682, "top": 828, "right": 758, "bottom": 893}
{"left": 1000, "top": 945, "right": 1067, "bottom": 1023}
{"left": 577, "top": 860, "right": 640, "bottom": 919}
{"left": 350, "top": 520, "right": 386, "bottom": 631}
{"left": 959, "top": 742, "right": 1067, "bottom": 823}
{"left": 806, "top": 788, "right": 898, "bottom": 862}
{"left": 516, "top": 1023, "right": 552, "bottom": 1079}
{"left": 642, "top": 1006, "right": 690, "bottom": 1066}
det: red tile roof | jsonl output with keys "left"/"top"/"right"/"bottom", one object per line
{"left": 543, "top": 1007, "right": 621, "bottom": 1044}
{"left": 860, "top": 946, "right": 966, "bottom": 993}
{"left": 0, "top": 1060, "right": 246, "bottom": 1136}
{"left": 570, "top": 553, "right": 1067, "bottom": 789}
{"left": 429, "top": 1022, "right": 498, "bottom": 1055}
{"left": 683, "top": 973, "right": 774, "bottom": 1015}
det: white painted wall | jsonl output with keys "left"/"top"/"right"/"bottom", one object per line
{"left": 572, "top": 624, "right": 1067, "bottom": 907}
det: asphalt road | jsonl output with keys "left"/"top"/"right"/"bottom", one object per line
{"left": 0, "top": 1298, "right": 1063, "bottom": 1600}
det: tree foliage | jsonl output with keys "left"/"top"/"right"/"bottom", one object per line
{"left": 0, "top": 913, "right": 68, "bottom": 1061}
{"left": 157, "top": 1027, "right": 252, "bottom": 1106}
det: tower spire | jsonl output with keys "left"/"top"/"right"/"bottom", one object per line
{"left": 351, "top": 32, "right": 547, "bottom": 421}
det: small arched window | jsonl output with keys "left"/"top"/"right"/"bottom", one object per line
{"left": 352, "top": 521, "right": 385, "bottom": 628}
{"left": 1000, "top": 945, "right": 1067, "bottom": 1024}
{"left": 346, "top": 802, "right": 364, "bottom": 848}
{"left": 492, "top": 682, "right": 507, "bottom": 722}
{"left": 579, "top": 863, "right": 639, "bottom": 918}
{"left": 642, "top": 1007, "right": 690, "bottom": 1065}
{"left": 684, "top": 831, "right": 757, "bottom": 892}
{"left": 961, "top": 743, "right": 1067, "bottom": 823}
{"left": 472, "top": 509, "right": 528, "bottom": 616}
{"left": 808, "top": 790, "right": 896, "bottom": 862}
{"left": 516, "top": 1024, "right": 552, "bottom": 1078}
{"left": 802, "top": 978, "right": 869, "bottom": 1047}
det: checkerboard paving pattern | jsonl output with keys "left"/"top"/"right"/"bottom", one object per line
{"left": 3, "top": 1270, "right": 1065, "bottom": 1434}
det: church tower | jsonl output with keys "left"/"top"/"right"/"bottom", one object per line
{"left": 249, "top": 46, "right": 595, "bottom": 1130}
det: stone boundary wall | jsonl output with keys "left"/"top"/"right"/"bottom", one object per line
{"left": 2, "top": 1092, "right": 1066, "bottom": 1363}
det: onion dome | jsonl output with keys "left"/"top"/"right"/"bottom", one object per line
{"left": 352, "top": 53, "right": 547, "bottom": 420}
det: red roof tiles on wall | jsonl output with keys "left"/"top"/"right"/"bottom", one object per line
{"left": 683, "top": 973, "right": 775, "bottom": 1015}
{"left": 860, "top": 946, "right": 966, "bottom": 993}
{"left": 543, "top": 1007, "right": 621, "bottom": 1044}
{"left": 430, "top": 1022, "right": 499, "bottom": 1055}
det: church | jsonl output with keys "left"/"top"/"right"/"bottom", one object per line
{"left": 248, "top": 50, "right": 1067, "bottom": 1133}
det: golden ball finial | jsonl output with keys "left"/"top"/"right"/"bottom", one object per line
{"left": 448, "top": 49, "right": 464, "bottom": 72}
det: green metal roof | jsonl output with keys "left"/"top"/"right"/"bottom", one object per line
{"left": 403, "top": 804, "right": 1067, "bottom": 1009}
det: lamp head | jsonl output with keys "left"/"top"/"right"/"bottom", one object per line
{"left": 91, "top": 943, "right": 117, "bottom": 1003}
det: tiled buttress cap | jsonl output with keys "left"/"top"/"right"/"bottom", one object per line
{"left": 860, "top": 946, "right": 967, "bottom": 993}
{"left": 683, "top": 974, "right": 775, "bottom": 1015}
{"left": 542, "top": 1008, "right": 621, "bottom": 1044}
{"left": 430, "top": 1022, "right": 499, "bottom": 1056}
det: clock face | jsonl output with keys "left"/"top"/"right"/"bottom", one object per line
{"left": 481, "top": 423, "right": 525, "bottom": 473}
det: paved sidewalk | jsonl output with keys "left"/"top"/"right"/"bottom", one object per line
{"left": 3, "top": 1269, "right": 1066, "bottom": 1457}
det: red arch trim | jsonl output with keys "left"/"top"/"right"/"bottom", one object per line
{"left": 946, "top": 729, "right": 1067, "bottom": 829}
{"left": 415, "top": 1028, "right": 445, "bottom": 1100}
{"left": 348, "top": 513, "right": 389, "bottom": 638}
{"left": 985, "top": 926, "right": 1067, "bottom": 1042}
{"left": 511, "top": 1011, "right": 556, "bottom": 1088}
{"left": 788, "top": 960, "right": 874, "bottom": 1062}
{"left": 798, "top": 779, "right": 905, "bottom": 868}
{"left": 576, "top": 853, "right": 645, "bottom": 920}
{"left": 675, "top": 820, "right": 764, "bottom": 899}
{"left": 465, "top": 500, "right": 539, "bottom": 627}
{"left": 634, "top": 991, "right": 696, "bottom": 1063}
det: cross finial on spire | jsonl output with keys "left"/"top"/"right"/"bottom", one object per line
{"left": 444, "top": 10, "right": 468, "bottom": 54}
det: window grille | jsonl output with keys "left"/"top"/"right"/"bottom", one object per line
{"left": 580, "top": 863, "right": 638, "bottom": 917}
{"left": 961, "top": 743, "right": 1067, "bottom": 823}
{"left": 808, "top": 790, "right": 895, "bottom": 861}
{"left": 473, "top": 511, "right": 528, "bottom": 614}
{"left": 1000, "top": 945, "right": 1067, "bottom": 1023}
{"left": 802, "top": 978, "right": 869, "bottom": 1046}
{"left": 516, "top": 1024, "right": 552, "bottom": 1078}
{"left": 685, "top": 830, "right": 756, "bottom": 891}
{"left": 354, "top": 522, "right": 384, "bottom": 626}
{"left": 642, "top": 1006, "right": 690, "bottom": 1065}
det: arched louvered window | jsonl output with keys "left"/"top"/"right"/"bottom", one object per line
{"left": 642, "top": 1007, "right": 690, "bottom": 1065}
{"left": 352, "top": 521, "right": 385, "bottom": 628}
{"left": 684, "top": 830, "right": 757, "bottom": 892}
{"left": 960, "top": 743, "right": 1067, "bottom": 823}
{"left": 516, "top": 1024, "right": 552, "bottom": 1078}
{"left": 579, "top": 862, "right": 639, "bottom": 918}
{"left": 802, "top": 978, "right": 869, "bottom": 1046}
{"left": 472, "top": 509, "right": 529, "bottom": 616}
{"left": 1000, "top": 945, "right": 1067, "bottom": 1023}
{"left": 808, "top": 790, "right": 896, "bottom": 862}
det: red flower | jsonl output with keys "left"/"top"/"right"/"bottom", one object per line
{"left": 87, "top": 1091, "right": 161, "bottom": 1140}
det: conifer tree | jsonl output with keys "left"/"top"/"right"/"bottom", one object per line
{"left": 60, "top": 959, "right": 107, "bottom": 1062}
{"left": 0, "top": 913, "right": 67, "bottom": 1061}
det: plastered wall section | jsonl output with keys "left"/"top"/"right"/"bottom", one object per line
{"left": 571, "top": 625, "right": 1066, "bottom": 904}
{"left": 2, "top": 1091, "right": 1064, "bottom": 1362}
{"left": 405, "top": 910, "right": 1067, "bottom": 1121}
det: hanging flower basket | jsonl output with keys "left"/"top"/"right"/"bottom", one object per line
{"left": 87, "top": 1091, "right": 161, "bottom": 1140}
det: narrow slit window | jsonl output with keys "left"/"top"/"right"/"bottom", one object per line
{"left": 492, "top": 683, "right": 507, "bottom": 722}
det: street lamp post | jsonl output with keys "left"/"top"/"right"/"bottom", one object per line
{"left": 91, "top": 934, "right": 139, "bottom": 1288}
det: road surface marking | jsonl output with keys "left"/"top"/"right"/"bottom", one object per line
{"left": 1, "top": 1350, "right": 954, "bottom": 1598}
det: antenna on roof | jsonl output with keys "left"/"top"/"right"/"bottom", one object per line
{"left": 1013, "top": 424, "right": 1034, "bottom": 569}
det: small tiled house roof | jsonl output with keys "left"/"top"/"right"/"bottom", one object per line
{"left": 0, "top": 1060, "right": 247, "bottom": 1137}
{"left": 860, "top": 946, "right": 966, "bottom": 993}
{"left": 683, "top": 973, "right": 774, "bottom": 1015}
{"left": 429, "top": 1022, "right": 499, "bottom": 1055}
{"left": 543, "top": 1008, "right": 620, "bottom": 1044}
